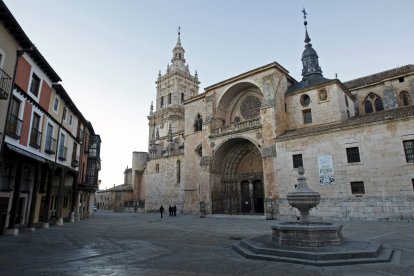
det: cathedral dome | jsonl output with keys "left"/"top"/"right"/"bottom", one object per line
{"left": 301, "top": 44, "right": 318, "bottom": 60}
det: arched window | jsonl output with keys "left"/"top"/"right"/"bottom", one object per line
{"left": 400, "top": 91, "right": 411, "bottom": 106}
{"left": 160, "top": 96, "right": 164, "bottom": 108}
{"left": 374, "top": 98, "right": 384, "bottom": 111}
{"left": 181, "top": 93, "right": 184, "bottom": 104}
{"left": 194, "top": 113, "right": 203, "bottom": 132}
{"left": 363, "top": 93, "right": 383, "bottom": 114}
{"left": 168, "top": 93, "right": 172, "bottom": 104}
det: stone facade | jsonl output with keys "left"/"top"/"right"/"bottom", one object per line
{"left": 126, "top": 27, "right": 414, "bottom": 221}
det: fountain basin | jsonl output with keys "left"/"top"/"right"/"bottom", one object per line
{"left": 272, "top": 221, "right": 343, "bottom": 247}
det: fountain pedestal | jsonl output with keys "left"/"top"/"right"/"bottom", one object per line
{"left": 233, "top": 166, "right": 395, "bottom": 265}
{"left": 271, "top": 167, "right": 342, "bottom": 247}
{"left": 272, "top": 221, "right": 343, "bottom": 247}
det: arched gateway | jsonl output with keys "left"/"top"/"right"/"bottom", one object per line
{"left": 211, "top": 138, "right": 264, "bottom": 214}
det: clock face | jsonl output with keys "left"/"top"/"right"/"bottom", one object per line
{"left": 240, "top": 96, "right": 261, "bottom": 120}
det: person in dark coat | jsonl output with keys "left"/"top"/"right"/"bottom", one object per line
{"left": 159, "top": 205, "right": 164, "bottom": 218}
{"left": 169, "top": 205, "right": 173, "bottom": 217}
{"left": 173, "top": 205, "right": 177, "bottom": 217}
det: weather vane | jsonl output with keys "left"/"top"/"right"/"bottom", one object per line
{"left": 178, "top": 26, "right": 181, "bottom": 36}
{"left": 302, "top": 8, "right": 307, "bottom": 21}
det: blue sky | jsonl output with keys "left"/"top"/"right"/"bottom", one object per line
{"left": 4, "top": 0, "right": 414, "bottom": 189}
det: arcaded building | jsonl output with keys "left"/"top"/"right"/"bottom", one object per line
{"left": 128, "top": 19, "right": 414, "bottom": 221}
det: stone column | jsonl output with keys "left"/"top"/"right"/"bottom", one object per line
{"left": 55, "top": 169, "right": 65, "bottom": 226}
{"left": 74, "top": 191, "right": 81, "bottom": 221}
{"left": 42, "top": 168, "right": 53, "bottom": 228}
{"left": 70, "top": 177, "right": 78, "bottom": 223}
{"left": 5, "top": 161, "right": 23, "bottom": 236}
{"left": 249, "top": 180, "right": 254, "bottom": 214}
{"left": 27, "top": 163, "right": 41, "bottom": 231}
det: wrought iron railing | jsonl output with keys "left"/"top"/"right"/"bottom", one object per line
{"left": 210, "top": 118, "right": 261, "bottom": 136}
{"left": 0, "top": 68, "right": 12, "bottom": 100}
{"left": 5, "top": 115, "right": 23, "bottom": 138}
{"left": 29, "top": 128, "right": 42, "bottom": 149}
{"left": 76, "top": 128, "right": 84, "bottom": 142}
{"left": 45, "top": 136, "right": 57, "bottom": 154}
{"left": 71, "top": 154, "right": 79, "bottom": 167}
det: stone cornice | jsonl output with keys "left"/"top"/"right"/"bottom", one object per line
{"left": 204, "top": 62, "right": 296, "bottom": 92}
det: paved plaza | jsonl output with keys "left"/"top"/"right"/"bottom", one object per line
{"left": 0, "top": 210, "right": 413, "bottom": 275}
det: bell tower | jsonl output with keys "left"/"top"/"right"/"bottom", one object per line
{"left": 148, "top": 28, "right": 200, "bottom": 158}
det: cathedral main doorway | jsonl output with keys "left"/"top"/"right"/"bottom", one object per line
{"left": 211, "top": 138, "right": 264, "bottom": 214}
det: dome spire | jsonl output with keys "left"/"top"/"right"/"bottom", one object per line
{"left": 170, "top": 26, "right": 187, "bottom": 72}
{"left": 300, "top": 8, "right": 323, "bottom": 78}
{"left": 286, "top": 9, "right": 331, "bottom": 94}
{"left": 177, "top": 26, "right": 181, "bottom": 45}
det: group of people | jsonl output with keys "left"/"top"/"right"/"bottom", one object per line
{"left": 159, "top": 204, "right": 177, "bottom": 218}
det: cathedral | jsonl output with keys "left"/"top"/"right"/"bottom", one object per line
{"left": 125, "top": 15, "right": 414, "bottom": 221}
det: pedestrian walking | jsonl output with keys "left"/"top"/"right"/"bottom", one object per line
{"left": 169, "top": 205, "right": 173, "bottom": 217}
{"left": 173, "top": 205, "right": 177, "bottom": 217}
{"left": 159, "top": 205, "right": 164, "bottom": 218}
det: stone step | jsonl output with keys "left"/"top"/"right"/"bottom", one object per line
{"left": 233, "top": 241, "right": 396, "bottom": 266}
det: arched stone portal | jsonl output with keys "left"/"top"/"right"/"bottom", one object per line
{"left": 211, "top": 138, "right": 264, "bottom": 214}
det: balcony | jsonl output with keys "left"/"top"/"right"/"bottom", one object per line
{"left": 71, "top": 154, "right": 79, "bottom": 167}
{"left": 58, "top": 146, "right": 67, "bottom": 161}
{"left": 210, "top": 118, "right": 262, "bottom": 138}
{"left": 76, "top": 128, "right": 84, "bottom": 143}
{"left": 45, "top": 136, "right": 57, "bottom": 154}
{"left": 89, "top": 148, "right": 97, "bottom": 158}
{"left": 29, "top": 128, "right": 42, "bottom": 149}
{"left": 5, "top": 115, "right": 23, "bottom": 139}
{"left": 0, "top": 68, "right": 12, "bottom": 100}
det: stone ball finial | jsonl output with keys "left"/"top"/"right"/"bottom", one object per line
{"left": 298, "top": 166, "right": 305, "bottom": 176}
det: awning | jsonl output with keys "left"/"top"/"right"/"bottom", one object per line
{"left": 5, "top": 143, "right": 45, "bottom": 163}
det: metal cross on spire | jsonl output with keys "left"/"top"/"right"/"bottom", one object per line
{"left": 302, "top": 8, "right": 308, "bottom": 27}
{"left": 302, "top": 8, "right": 311, "bottom": 44}
{"left": 177, "top": 26, "right": 181, "bottom": 36}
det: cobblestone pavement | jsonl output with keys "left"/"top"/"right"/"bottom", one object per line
{"left": 0, "top": 210, "right": 413, "bottom": 275}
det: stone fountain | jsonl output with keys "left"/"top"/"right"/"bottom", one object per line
{"left": 271, "top": 166, "right": 342, "bottom": 247}
{"left": 233, "top": 167, "right": 396, "bottom": 265}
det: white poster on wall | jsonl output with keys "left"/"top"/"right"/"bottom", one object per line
{"left": 318, "top": 155, "right": 335, "bottom": 185}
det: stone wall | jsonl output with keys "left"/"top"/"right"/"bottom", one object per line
{"left": 350, "top": 75, "right": 414, "bottom": 115}
{"left": 145, "top": 154, "right": 184, "bottom": 212}
{"left": 285, "top": 83, "right": 354, "bottom": 130}
{"left": 276, "top": 116, "right": 414, "bottom": 220}
{"left": 277, "top": 196, "right": 414, "bottom": 221}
